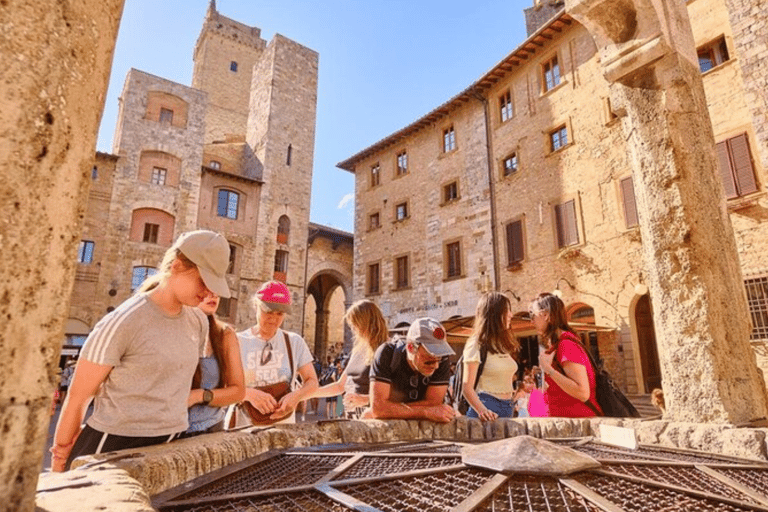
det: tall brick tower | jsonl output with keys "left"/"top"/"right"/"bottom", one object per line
{"left": 246, "top": 34, "right": 318, "bottom": 320}
{"left": 192, "top": 0, "right": 266, "bottom": 143}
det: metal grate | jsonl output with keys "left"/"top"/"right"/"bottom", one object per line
{"left": 603, "top": 463, "right": 758, "bottom": 503}
{"left": 475, "top": 475, "right": 601, "bottom": 511}
{"left": 154, "top": 439, "right": 768, "bottom": 512}
{"left": 336, "top": 454, "right": 462, "bottom": 480}
{"left": 337, "top": 467, "right": 495, "bottom": 511}
{"left": 577, "top": 473, "right": 766, "bottom": 512}
{"left": 173, "top": 453, "right": 351, "bottom": 500}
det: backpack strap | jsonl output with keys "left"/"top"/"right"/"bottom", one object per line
{"left": 473, "top": 344, "right": 488, "bottom": 390}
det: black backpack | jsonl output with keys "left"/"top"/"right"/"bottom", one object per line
{"left": 449, "top": 345, "right": 487, "bottom": 415}
{"left": 581, "top": 346, "right": 640, "bottom": 418}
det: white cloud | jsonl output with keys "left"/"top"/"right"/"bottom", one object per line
{"left": 337, "top": 193, "right": 354, "bottom": 209}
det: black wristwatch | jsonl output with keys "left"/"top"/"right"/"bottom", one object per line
{"left": 202, "top": 388, "right": 214, "bottom": 405}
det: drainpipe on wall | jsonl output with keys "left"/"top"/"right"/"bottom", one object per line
{"left": 472, "top": 89, "right": 501, "bottom": 291}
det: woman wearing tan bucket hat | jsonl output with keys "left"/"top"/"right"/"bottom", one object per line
{"left": 235, "top": 280, "right": 318, "bottom": 426}
{"left": 51, "top": 230, "right": 232, "bottom": 471}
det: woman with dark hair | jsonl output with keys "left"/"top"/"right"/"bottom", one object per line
{"left": 462, "top": 292, "right": 520, "bottom": 421}
{"left": 529, "top": 292, "right": 601, "bottom": 417}
{"left": 184, "top": 294, "right": 245, "bottom": 435}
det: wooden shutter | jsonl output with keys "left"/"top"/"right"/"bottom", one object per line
{"left": 717, "top": 140, "right": 738, "bottom": 199}
{"left": 729, "top": 133, "right": 758, "bottom": 196}
{"left": 217, "top": 190, "right": 229, "bottom": 216}
{"left": 620, "top": 177, "right": 639, "bottom": 228}
{"left": 555, "top": 200, "right": 579, "bottom": 248}
{"left": 506, "top": 220, "right": 524, "bottom": 264}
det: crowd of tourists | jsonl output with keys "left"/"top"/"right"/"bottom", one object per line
{"left": 50, "top": 229, "right": 603, "bottom": 472}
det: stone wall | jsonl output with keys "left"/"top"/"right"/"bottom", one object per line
{"left": 36, "top": 417, "right": 768, "bottom": 512}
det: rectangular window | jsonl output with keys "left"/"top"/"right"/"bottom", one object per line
{"left": 230, "top": 61, "right": 238, "bottom": 72}
{"left": 217, "top": 189, "right": 239, "bottom": 219}
{"left": 443, "top": 181, "right": 458, "bottom": 203}
{"left": 396, "top": 151, "right": 408, "bottom": 176}
{"left": 209, "top": 160, "right": 221, "bottom": 170}
{"left": 555, "top": 200, "right": 579, "bottom": 248}
{"left": 446, "top": 241, "right": 461, "bottom": 278}
{"left": 77, "top": 240, "right": 94, "bottom": 264}
{"left": 227, "top": 244, "right": 237, "bottom": 274}
{"left": 550, "top": 125, "right": 569, "bottom": 152}
{"left": 395, "top": 255, "right": 409, "bottom": 289}
{"left": 131, "top": 266, "right": 157, "bottom": 291}
{"left": 499, "top": 90, "right": 513, "bottom": 122}
{"left": 620, "top": 176, "right": 639, "bottom": 228}
{"left": 159, "top": 108, "right": 174, "bottom": 124}
{"left": 443, "top": 126, "right": 456, "bottom": 153}
{"left": 216, "top": 297, "right": 232, "bottom": 318}
{"left": 698, "top": 36, "right": 729, "bottom": 73}
{"left": 274, "top": 250, "right": 289, "bottom": 273}
{"left": 716, "top": 133, "right": 758, "bottom": 199}
{"left": 542, "top": 55, "right": 561, "bottom": 92}
{"left": 369, "top": 212, "right": 380, "bottom": 230}
{"left": 395, "top": 202, "right": 408, "bottom": 221}
{"left": 746, "top": 277, "right": 768, "bottom": 340}
{"left": 143, "top": 223, "right": 159, "bottom": 244}
{"left": 503, "top": 153, "right": 518, "bottom": 176}
{"left": 368, "top": 263, "right": 380, "bottom": 295}
{"left": 370, "top": 164, "right": 380, "bottom": 187}
{"left": 151, "top": 167, "right": 167, "bottom": 185}
{"left": 506, "top": 220, "right": 525, "bottom": 265}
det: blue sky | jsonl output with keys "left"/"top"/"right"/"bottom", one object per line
{"left": 97, "top": 0, "right": 529, "bottom": 233}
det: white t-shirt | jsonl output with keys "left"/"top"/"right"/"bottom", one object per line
{"left": 236, "top": 327, "right": 313, "bottom": 424}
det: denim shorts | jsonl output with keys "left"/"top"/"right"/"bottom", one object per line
{"left": 466, "top": 392, "right": 514, "bottom": 419}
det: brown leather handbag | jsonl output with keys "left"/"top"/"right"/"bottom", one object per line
{"left": 240, "top": 332, "right": 295, "bottom": 426}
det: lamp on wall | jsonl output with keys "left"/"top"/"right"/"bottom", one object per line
{"left": 553, "top": 277, "right": 576, "bottom": 298}
{"left": 504, "top": 289, "right": 521, "bottom": 302}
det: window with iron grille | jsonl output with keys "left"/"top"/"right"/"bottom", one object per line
{"left": 443, "top": 126, "right": 456, "bottom": 153}
{"left": 396, "top": 151, "right": 408, "bottom": 176}
{"left": 503, "top": 152, "right": 518, "bottom": 176}
{"left": 368, "top": 262, "right": 380, "bottom": 295}
{"left": 131, "top": 266, "right": 157, "bottom": 291}
{"left": 505, "top": 220, "right": 524, "bottom": 266}
{"left": 542, "top": 55, "right": 561, "bottom": 92}
{"left": 217, "top": 189, "right": 239, "bottom": 219}
{"left": 555, "top": 200, "right": 579, "bottom": 248}
{"left": 143, "top": 223, "right": 159, "bottom": 244}
{"left": 745, "top": 277, "right": 768, "bottom": 340}
{"left": 370, "top": 164, "right": 380, "bottom": 187}
{"left": 698, "top": 36, "right": 729, "bottom": 73}
{"left": 620, "top": 176, "right": 639, "bottom": 228}
{"left": 443, "top": 181, "right": 458, "bottom": 203}
{"left": 77, "top": 240, "right": 95, "bottom": 264}
{"left": 716, "top": 133, "right": 758, "bottom": 199}
{"left": 159, "top": 107, "right": 174, "bottom": 124}
{"left": 550, "top": 125, "right": 569, "bottom": 152}
{"left": 446, "top": 241, "right": 461, "bottom": 279}
{"left": 395, "top": 255, "right": 409, "bottom": 289}
{"left": 499, "top": 90, "right": 513, "bottom": 122}
{"left": 151, "top": 167, "right": 167, "bottom": 185}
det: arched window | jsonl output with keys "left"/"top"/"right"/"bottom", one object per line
{"left": 217, "top": 189, "right": 240, "bottom": 220}
{"left": 277, "top": 215, "right": 291, "bottom": 244}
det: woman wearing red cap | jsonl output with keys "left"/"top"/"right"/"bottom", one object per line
{"left": 236, "top": 281, "right": 318, "bottom": 425}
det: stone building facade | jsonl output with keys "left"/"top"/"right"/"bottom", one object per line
{"left": 339, "top": 0, "right": 768, "bottom": 395}
{"left": 65, "top": 2, "right": 351, "bottom": 357}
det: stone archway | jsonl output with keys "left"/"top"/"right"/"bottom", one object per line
{"left": 305, "top": 271, "right": 349, "bottom": 363}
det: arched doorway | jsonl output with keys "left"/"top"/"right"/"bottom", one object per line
{"left": 305, "top": 272, "right": 348, "bottom": 363}
{"left": 635, "top": 294, "right": 661, "bottom": 393}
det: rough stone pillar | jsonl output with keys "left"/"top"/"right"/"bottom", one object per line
{"left": 314, "top": 308, "right": 330, "bottom": 362}
{"left": 567, "top": 0, "right": 768, "bottom": 423}
{"left": 0, "top": 1, "right": 124, "bottom": 510}
{"left": 343, "top": 301, "right": 353, "bottom": 353}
